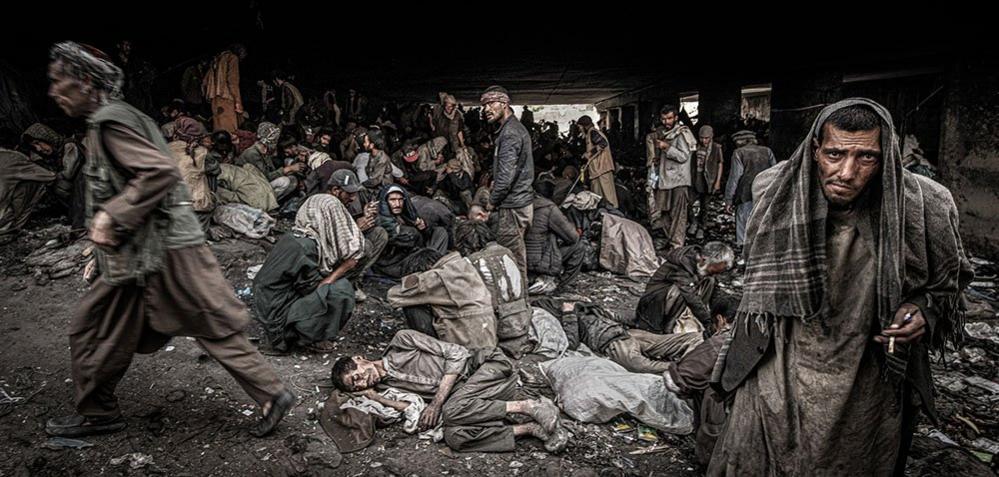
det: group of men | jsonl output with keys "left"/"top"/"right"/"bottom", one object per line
{"left": 8, "top": 40, "right": 976, "bottom": 475}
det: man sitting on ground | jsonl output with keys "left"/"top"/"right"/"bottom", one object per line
{"left": 635, "top": 241, "right": 734, "bottom": 335}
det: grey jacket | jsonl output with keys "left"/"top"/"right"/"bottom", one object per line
{"left": 490, "top": 115, "right": 534, "bottom": 209}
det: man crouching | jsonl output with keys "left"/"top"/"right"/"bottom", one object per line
{"left": 330, "top": 330, "right": 569, "bottom": 453}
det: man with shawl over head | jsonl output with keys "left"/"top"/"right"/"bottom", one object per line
{"left": 708, "top": 99, "right": 973, "bottom": 476}
{"left": 252, "top": 194, "right": 365, "bottom": 353}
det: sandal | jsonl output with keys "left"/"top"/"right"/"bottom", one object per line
{"left": 252, "top": 389, "right": 296, "bottom": 437}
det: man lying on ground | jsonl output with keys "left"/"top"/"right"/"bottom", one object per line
{"left": 331, "top": 329, "right": 569, "bottom": 453}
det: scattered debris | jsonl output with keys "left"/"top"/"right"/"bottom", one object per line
{"left": 42, "top": 437, "right": 93, "bottom": 450}
{"left": 110, "top": 452, "right": 154, "bottom": 469}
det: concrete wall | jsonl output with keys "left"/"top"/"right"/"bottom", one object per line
{"left": 939, "top": 60, "right": 999, "bottom": 260}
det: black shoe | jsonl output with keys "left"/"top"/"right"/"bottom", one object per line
{"left": 45, "top": 413, "right": 126, "bottom": 437}
{"left": 252, "top": 389, "right": 296, "bottom": 437}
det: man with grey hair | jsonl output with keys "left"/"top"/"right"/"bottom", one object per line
{"left": 44, "top": 42, "right": 293, "bottom": 439}
{"left": 635, "top": 241, "right": 733, "bottom": 335}
{"left": 480, "top": 85, "right": 533, "bottom": 283}
{"left": 724, "top": 130, "right": 775, "bottom": 249}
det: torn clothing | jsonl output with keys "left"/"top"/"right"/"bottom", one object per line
{"left": 387, "top": 253, "right": 498, "bottom": 350}
{"left": 466, "top": 243, "right": 531, "bottom": 356}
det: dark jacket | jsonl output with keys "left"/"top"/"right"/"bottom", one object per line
{"left": 490, "top": 115, "right": 534, "bottom": 209}
{"left": 525, "top": 196, "right": 579, "bottom": 276}
{"left": 535, "top": 299, "right": 628, "bottom": 354}
{"left": 635, "top": 246, "right": 715, "bottom": 333}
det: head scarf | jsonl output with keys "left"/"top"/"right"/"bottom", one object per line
{"left": 733, "top": 98, "right": 971, "bottom": 386}
{"left": 173, "top": 117, "right": 207, "bottom": 143}
{"left": 292, "top": 194, "right": 364, "bottom": 275}
{"left": 257, "top": 122, "right": 281, "bottom": 148}
{"left": 22, "top": 123, "right": 65, "bottom": 151}
{"left": 49, "top": 42, "right": 124, "bottom": 100}
{"left": 480, "top": 89, "right": 510, "bottom": 105}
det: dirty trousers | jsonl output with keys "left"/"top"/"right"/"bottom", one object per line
{"left": 71, "top": 247, "right": 284, "bottom": 419}
{"left": 442, "top": 348, "right": 519, "bottom": 452}
{"left": 604, "top": 330, "right": 703, "bottom": 374}
{"left": 590, "top": 172, "right": 619, "bottom": 209}
{"left": 496, "top": 205, "right": 533, "bottom": 285}
{"left": 653, "top": 187, "right": 689, "bottom": 249}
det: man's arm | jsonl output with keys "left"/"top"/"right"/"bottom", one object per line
{"left": 676, "top": 279, "right": 713, "bottom": 328}
{"left": 725, "top": 150, "right": 744, "bottom": 205}
{"left": 419, "top": 373, "right": 457, "bottom": 431}
{"left": 663, "top": 136, "right": 690, "bottom": 163}
{"left": 391, "top": 329, "right": 470, "bottom": 374}
{"left": 489, "top": 129, "right": 520, "bottom": 207}
{"left": 549, "top": 207, "right": 579, "bottom": 245}
{"left": 99, "top": 123, "right": 182, "bottom": 232}
{"left": 319, "top": 258, "right": 358, "bottom": 287}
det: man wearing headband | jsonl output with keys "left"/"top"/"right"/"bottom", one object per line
{"left": 480, "top": 85, "right": 534, "bottom": 284}
{"left": 44, "top": 42, "right": 293, "bottom": 439}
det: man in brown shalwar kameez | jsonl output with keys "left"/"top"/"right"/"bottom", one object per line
{"left": 43, "top": 42, "right": 294, "bottom": 438}
{"left": 708, "top": 99, "right": 973, "bottom": 476}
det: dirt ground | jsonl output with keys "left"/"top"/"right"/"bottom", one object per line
{"left": 1, "top": 203, "right": 997, "bottom": 476}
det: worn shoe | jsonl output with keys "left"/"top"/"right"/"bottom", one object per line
{"left": 695, "top": 228, "right": 705, "bottom": 240}
{"left": 46, "top": 413, "right": 126, "bottom": 437}
{"left": 354, "top": 288, "right": 367, "bottom": 303}
{"left": 525, "top": 397, "right": 561, "bottom": 434}
{"left": 252, "top": 389, "right": 296, "bottom": 437}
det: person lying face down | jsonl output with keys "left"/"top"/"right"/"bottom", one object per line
{"left": 330, "top": 330, "right": 570, "bottom": 453}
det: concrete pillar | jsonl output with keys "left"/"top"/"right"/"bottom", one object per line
{"left": 621, "top": 104, "right": 637, "bottom": 144}
{"left": 698, "top": 83, "right": 742, "bottom": 136}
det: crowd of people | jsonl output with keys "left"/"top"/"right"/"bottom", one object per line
{"left": 0, "top": 41, "right": 975, "bottom": 475}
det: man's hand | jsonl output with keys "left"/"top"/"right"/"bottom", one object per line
{"left": 83, "top": 258, "right": 98, "bottom": 283}
{"left": 874, "top": 303, "right": 926, "bottom": 346}
{"left": 364, "top": 202, "right": 379, "bottom": 217}
{"left": 561, "top": 301, "right": 575, "bottom": 313}
{"left": 656, "top": 140, "right": 670, "bottom": 151}
{"left": 356, "top": 215, "right": 375, "bottom": 232}
{"left": 89, "top": 211, "right": 119, "bottom": 247}
{"left": 397, "top": 177, "right": 410, "bottom": 186}
{"left": 418, "top": 401, "right": 443, "bottom": 431}
{"left": 283, "top": 163, "right": 304, "bottom": 175}
{"left": 351, "top": 388, "right": 379, "bottom": 400}
{"left": 414, "top": 218, "right": 427, "bottom": 231}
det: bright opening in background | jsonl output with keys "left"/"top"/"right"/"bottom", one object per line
{"left": 510, "top": 104, "right": 600, "bottom": 134}
{"left": 680, "top": 93, "right": 699, "bottom": 124}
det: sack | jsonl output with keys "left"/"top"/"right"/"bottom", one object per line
{"left": 212, "top": 203, "right": 275, "bottom": 239}
{"left": 540, "top": 356, "right": 693, "bottom": 434}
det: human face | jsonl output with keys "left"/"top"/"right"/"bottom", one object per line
{"left": 341, "top": 357, "right": 381, "bottom": 391}
{"left": 48, "top": 60, "right": 95, "bottom": 118}
{"left": 813, "top": 124, "right": 882, "bottom": 207}
{"left": 30, "top": 140, "right": 54, "bottom": 157}
{"left": 319, "top": 134, "right": 332, "bottom": 147}
{"left": 388, "top": 192, "right": 405, "bottom": 215}
{"left": 330, "top": 187, "right": 357, "bottom": 205}
{"left": 482, "top": 101, "right": 506, "bottom": 123}
{"left": 700, "top": 136, "right": 712, "bottom": 147}
{"left": 660, "top": 112, "right": 677, "bottom": 130}
{"left": 444, "top": 101, "right": 456, "bottom": 114}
